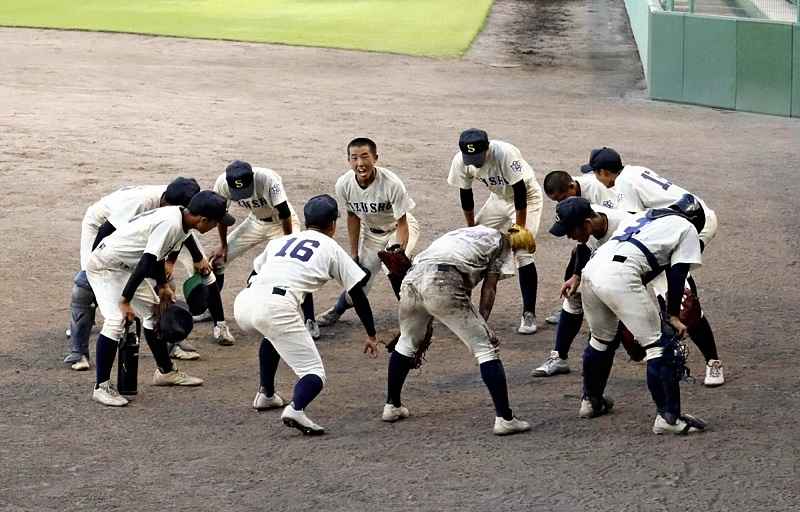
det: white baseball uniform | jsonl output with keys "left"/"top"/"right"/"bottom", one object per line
{"left": 234, "top": 230, "right": 366, "bottom": 382}
{"left": 580, "top": 213, "right": 702, "bottom": 353}
{"left": 448, "top": 140, "right": 543, "bottom": 267}
{"left": 334, "top": 166, "right": 420, "bottom": 295}
{"left": 213, "top": 167, "right": 301, "bottom": 269}
{"left": 574, "top": 175, "right": 617, "bottom": 209}
{"left": 86, "top": 206, "right": 192, "bottom": 340}
{"left": 610, "top": 166, "right": 718, "bottom": 245}
{"left": 79, "top": 185, "right": 165, "bottom": 270}
{"left": 395, "top": 226, "right": 515, "bottom": 364}
{"left": 562, "top": 205, "right": 636, "bottom": 315}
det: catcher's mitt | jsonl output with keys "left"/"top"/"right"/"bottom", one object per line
{"left": 378, "top": 244, "right": 412, "bottom": 279}
{"left": 618, "top": 323, "right": 646, "bottom": 362}
{"left": 385, "top": 319, "right": 434, "bottom": 369}
{"left": 679, "top": 287, "right": 702, "bottom": 331}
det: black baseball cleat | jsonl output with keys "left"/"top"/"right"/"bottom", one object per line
{"left": 281, "top": 405, "right": 325, "bottom": 435}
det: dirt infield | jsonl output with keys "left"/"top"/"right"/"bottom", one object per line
{"left": 1, "top": 0, "right": 799, "bottom": 510}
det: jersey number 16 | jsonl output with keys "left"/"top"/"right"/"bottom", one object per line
{"left": 275, "top": 237, "right": 320, "bottom": 262}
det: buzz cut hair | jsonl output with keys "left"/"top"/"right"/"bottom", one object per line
{"left": 347, "top": 137, "right": 377, "bottom": 156}
{"left": 543, "top": 170, "right": 574, "bottom": 196}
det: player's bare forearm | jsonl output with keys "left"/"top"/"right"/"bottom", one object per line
{"left": 463, "top": 209, "right": 476, "bottom": 227}
{"left": 217, "top": 223, "right": 229, "bottom": 249}
{"left": 514, "top": 208, "right": 527, "bottom": 227}
{"left": 396, "top": 215, "right": 410, "bottom": 250}
{"left": 479, "top": 274, "right": 499, "bottom": 320}
{"left": 347, "top": 212, "right": 361, "bottom": 259}
{"left": 281, "top": 216, "right": 293, "bottom": 236}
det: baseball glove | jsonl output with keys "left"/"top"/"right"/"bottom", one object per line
{"left": 679, "top": 287, "right": 702, "bottom": 331}
{"left": 378, "top": 244, "right": 412, "bottom": 278}
{"left": 385, "top": 319, "right": 434, "bottom": 369}
{"left": 618, "top": 323, "right": 646, "bottom": 362}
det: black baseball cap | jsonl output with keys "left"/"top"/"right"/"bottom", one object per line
{"left": 164, "top": 177, "right": 200, "bottom": 207}
{"left": 549, "top": 197, "right": 594, "bottom": 237}
{"left": 159, "top": 301, "right": 194, "bottom": 342}
{"left": 304, "top": 194, "right": 339, "bottom": 228}
{"left": 188, "top": 190, "right": 235, "bottom": 226}
{"left": 580, "top": 147, "right": 623, "bottom": 173}
{"left": 459, "top": 128, "right": 490, "bottom": 166}
{"left": 226, "top": 160, "right": 254, "bottom": 200}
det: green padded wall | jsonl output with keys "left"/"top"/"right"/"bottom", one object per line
{"left": 736, "top": 21, "right": 793, "bottom": 116}
{"left": 683, "top": 16, "right": 737, "bottom": 109}
{"left": 649, "top": 11, "right": 685, "bottom": 101}
{"left": 793, "top": 24, "right": 799, "bottom": 117}
{"left": 624, "top": 0, "right": 652, "bottom": 74}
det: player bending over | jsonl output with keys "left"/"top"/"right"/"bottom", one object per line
{"left": 234, "top": 194, "right": 379, "bottom": 436}
{"left": 382, "top": 224, "right": 535, "bottom": 436}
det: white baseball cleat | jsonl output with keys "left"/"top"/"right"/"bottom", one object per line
{"left": 152, "top": 368, "right": 204, "bottom": 386}
{"left": 652, "top": 414, "right": 707, "bottom": 435}
{"left": 170, "top": 345, "right": 200, "bottom": 361}
{"left": 517, "top": 312, "right": 537, "bottom": 334}
{"left": 704, "top": 359, "right": 725, "bottom": 387}
{"left": 493, "top": 417, "right": 531, "bottom": 436}
{"left": 213, "top": 321, "right": 235, "bottom": 346}
{"left": 382, "top": 404, "right": 410, "bottom": 422}
{"left": 316, "top": 307, "right": 341, "bottom": 327}
{"left": 253, "top": 391, "right": 286, "bottom": 411}
{"left": 305, "top": 319, "right": 320, "bottom": 340}
{"left": 544, "top": 310, "right": 561, "bottom": 325}
{"left": 192, "top": 310, "right": 213, "bottom": 323}
{"left": 71, "top": 355, "right": 91, "bottom": 371}
{"left": 281, "top": 404, "right": 325, "bottom": 435}
{"left": 579, "top": 396, "right": 614, "bottom": 418}
{"left": 92, "top": 381, "right": 129, "bottom": 407}
{"left": 531, "top": 351, "right": 570, "bottom": 377}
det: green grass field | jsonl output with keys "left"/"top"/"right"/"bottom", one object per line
{"left": 0, "top": 1, "right": 493, "bottom": 57}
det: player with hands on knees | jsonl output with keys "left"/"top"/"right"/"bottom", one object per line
{"left": 448, "top": 129, "right": 544, "bottom": 335}
{"left": 234, "top": 194, "right": 379, "bottom": 436}
{"left": 316, "top": 137, "right": 420, "bottom": 328}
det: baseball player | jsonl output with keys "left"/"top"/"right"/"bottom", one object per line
{"left": 571, "top": 194, "right": 708, "bottom": 434}
{"left": 234, "top": 194, "right": 379, "bottom": 436}
{"left": 87, "top": 191, "right": 234, "bottom": 407}
{"left": 581, "top": 147, "right": 724, "bottom": 387}
{"left": 447, "top": 128, "right": 543, "bottom": 334}
{"left": 211, "top": 160, "right": 318, "bottom": 341}
{"left": 64, "top": 178, "right": 223, "bottom": 370}
{"left": 532, "top": 197, "right": 635, "bottom": 378}
{"left": 539, "top": 170, "right": 619, "bottom": 326}
{"left": 383, "top": 224, "right": 534, "bottom": 436}
{"left": 315, "top": 138, "right": 419, "bottom": 327}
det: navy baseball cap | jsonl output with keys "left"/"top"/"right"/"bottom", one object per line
{"left": 188, "top": 190, "right": 235, "bottom": 226}
{"left": 164, "top": 177, "right": 200, "bottom": 207}
{"left": 580, "top": 147, "right": 623, "bottom": 173}
{"left": 226, "top": 160, "right": 254, "bottom": 200}
{"left": 459, "top": 128, "right": 490, "bottom": 166}
{"left": 304, "top": 194, "right": 339, "bottom": 228}
{"left": 549, "top": 197, "right": 594, "bottom": 237}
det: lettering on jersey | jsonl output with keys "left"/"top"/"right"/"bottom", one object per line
{"left": 270, "top": 182, "right": 282, "bottom": 196}
{"left": 478, "top": 175, "right": 510, "bottom": 187}
{"left": 601, "top": 199, "right": 616, "bottom": 208}
{"left": 349, "top": 201, "right": 393, "bottom": 214}
{"left": 510, "top": 160, "right": 523, "bottom": 175}
{"left": 237, "top": 197, "right": 270, "bottom": 209}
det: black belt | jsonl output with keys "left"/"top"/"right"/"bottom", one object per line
{"left": 612, "top": 255, "right": 627, "bottom": 263}
{"left": 436, "top": 264, "right": 457, "bottom": 273}
{"left": 370, "top": 227, "right": 389, "bottom": 234}
{"left": 259, "top": 216, "right": 274, "bottom": 222}
{"left": 272, "top": 287, "right": 286, "bottom": 296}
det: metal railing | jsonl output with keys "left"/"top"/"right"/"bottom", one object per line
{"left": 661, "top": 0, "right": 799, "bottom": 22}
